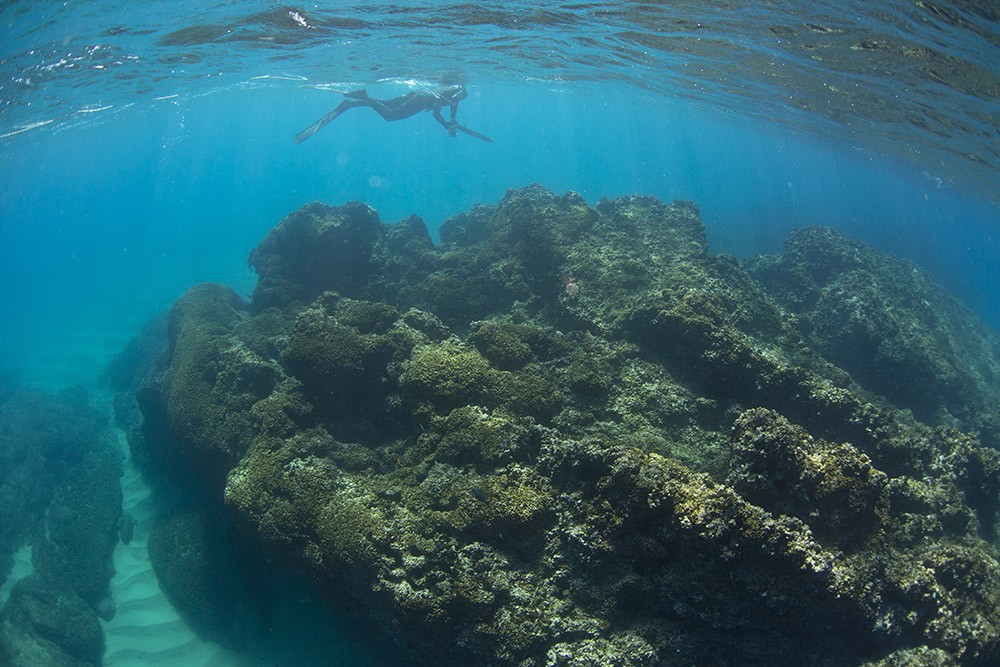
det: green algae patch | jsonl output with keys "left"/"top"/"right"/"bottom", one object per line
{"left": 424, "top": 406, "right": 541, "bottom": 468}
{"left": 729, "top": 408, "right": 890, "bottom": 548}
{"left": 316, "top": 491, "right": 381, "bottom": 567}
{"left": 400, "top": 340, "right": 496, "bottom": 414}
{"left": 400, "top": 340, "right": 563, "bottom": 422}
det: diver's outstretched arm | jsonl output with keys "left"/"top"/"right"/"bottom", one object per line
{"left": 431, "top": 107, "right": 492, "bottom": 142}
{"left": 295, "top": 100, "right": 364, "bottom": 144}
{"left": 432, "top": 108, "right": 458, "bottom": 136}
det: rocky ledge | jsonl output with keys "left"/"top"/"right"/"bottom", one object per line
{"left": 133, "top": 185, "right": 1000, "bottom": 666}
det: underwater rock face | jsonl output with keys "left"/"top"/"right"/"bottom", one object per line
{"left": 747, "top": 226, "right": 1000, "bottom": 445}
{"left": 104, "top": 311, "right": 168, "bottom": 437}
{"left": 140, "top": 185, "right": 1000, "bottom": 666}
{"left": 31, "top": 442, "right": 123, "bottom": 608}
{"left": 0, "top": 389, "right": 121, "bottom": 666}
{"left": 248, "top": 202, "right": 384, "bottom": 312}
{"left": 0, "top": 577, "right": 104, "bottom": 666}
{"left": 147, "top": 506, "right": 270, "bottom": 651}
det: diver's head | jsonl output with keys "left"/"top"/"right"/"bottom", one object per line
{"left": 440, "top": 84, "right": 467, "bottom": 101}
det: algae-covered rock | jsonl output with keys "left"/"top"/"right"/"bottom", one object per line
{"left": 0, "top": 577, "right": 104, "bottom": 667}
{"left": 399, "top": 339, "right": 563, "bottom": 421}
{"left": 32, "top": 443, "right": 123, "bottom": 607}
{"left": 281, "top": 294, "right": 405, "bottom": 423}
{"left": 248, "top": 201, "right": 382, "bottom": 311}
{"left": 0, "top": 389, "right": 119, "bottom": 665}
{"left": 729, "top": 408, "right": 890, "bottom": 547}
{"left": 748, "top": 225, "right": 1000, "bottom": 445}
{"left": 0, "top": 390, "right": 103, "bottom": 581}
{"left": 138, "top": 185, "right": 1000, "bottom": 666}
{"left": 138, "top": 283, "right": 275, "bottom": 485}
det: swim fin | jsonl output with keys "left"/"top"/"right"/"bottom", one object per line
{"left": 295, "top": 108, "right": 343, "bottom": 144}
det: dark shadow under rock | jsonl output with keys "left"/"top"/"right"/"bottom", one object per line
{"left": 147, "top": 506, "right": 271, "bottom": 651}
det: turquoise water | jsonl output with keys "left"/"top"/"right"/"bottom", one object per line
{"left": 1, "top": 2, "right": 999, "bottom": 665}
{"left": 1, "top": 1, "right": 998, "bottom": 387}
{"left": 3, "top": 81, "right": 997, "bottom": 386}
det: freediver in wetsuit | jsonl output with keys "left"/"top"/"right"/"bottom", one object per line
{"left": 295, "top": 84, "right": 492, "bottom": 143}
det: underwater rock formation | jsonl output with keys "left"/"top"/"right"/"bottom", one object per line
{"left": 747, "top": 226, "right": 1000, "bottom": 447}
{"left": 136, "top": 185, "right": 1000, "bottom": 666}
{"left": 0, "top": 577, "right": 105, "bottom": 666}
{"left": 147, "top": 506, "right": 270, "bottom": 650}
{"left": 103, "top": 311, "right": 168, "bottom": 437}
{"left": 0, "top": 389, "right": 122, "bottom": 667}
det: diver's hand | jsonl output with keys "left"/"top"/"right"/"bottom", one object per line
{"left": 446, "top": 122, "right": 458, "bottom": 137}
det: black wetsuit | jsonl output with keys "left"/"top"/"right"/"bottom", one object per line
{"left": 295, "top": 85, "right": 475, "bottom": 143}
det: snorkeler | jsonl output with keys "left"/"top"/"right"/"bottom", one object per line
{"left": 295, "top": 84, "right": 492, "bottom": 143}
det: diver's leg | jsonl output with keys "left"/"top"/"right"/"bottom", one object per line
{"left": 326, "top": 89, "right": 397, "bottom": 120}
{"left": 364, "top": 99, "right": 396, "bottom": 120}
{"left": 365, "top": 92, "right": 424, "bottom": 121}
{"left": 295, "top": 100, "right": 365, "bottom": 143}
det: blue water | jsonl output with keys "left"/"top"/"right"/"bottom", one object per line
{"left": 3, "top": 78, "right": 998, "bottom": 386}
{"left": 0, "top": 2, "right": 999, "bottom": 663}
{"left": 2, "top": 3, "right": 999, "bottom": 387}
{"left": 0, "top": 2, "right": 1000, "bottom": 387}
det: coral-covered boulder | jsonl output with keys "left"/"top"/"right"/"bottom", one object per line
{"left": 0, "top": 577, "right": 104, "bottom": 667}
{"left": 248, "top": 202, "right": 382, "bottom": 311}
{"left": 32, "top": 443, "right": 122, "bottom": 607}
{"left": 729, "top": 408, "right": 889, "bottom": 547}
{"left": 139, "top": 283, "right": 275, "bottom": 485}
{"left": 0, "top": 388, "right": 120, "bottom": 665}
{"left": 137, "top": 186, "right": 1000, "bottom": 666}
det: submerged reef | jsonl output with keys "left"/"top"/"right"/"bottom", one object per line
{"left": 0, "top": 389, "right": 122, "bottom": 667}
{"left": 747, "top": 226, "right": 1000, "bottom": 447}
{"left": 134, "top": 185, "right": 1000, "bottom": 666}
